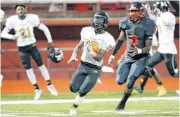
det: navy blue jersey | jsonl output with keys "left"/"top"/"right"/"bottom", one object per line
{"left": 119, "top": 17, "right": 155, "bottom": 60}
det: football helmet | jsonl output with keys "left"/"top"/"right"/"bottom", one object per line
{"left": 48, "top": 47, "right": 63, "bottom": 63}
{"left": 128, "top": 2, "right": 143, "bottom": 21}
{"left": 92, "top": 11, "right": 109, "bottom": 34}
{"left": 153, "top": 1, "right": 169, "bottom": 16}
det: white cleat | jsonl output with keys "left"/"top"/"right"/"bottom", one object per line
{"left": 47, "top": 85, "right": 58, "bottom": 96}
{"left": 70, "top": 108, "right": 77, "bottom": 115}
{"left": 34, "top": 89, "right": 43, "bottom": 100}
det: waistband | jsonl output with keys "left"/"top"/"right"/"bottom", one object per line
{"left": 81, "top": 61, "right": 102, "bottom": 70}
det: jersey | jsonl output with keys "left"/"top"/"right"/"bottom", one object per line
{"left": 5, "top": 14, "right": 40, "bottom": 47}
{"left": 80, "top": 26, "right": 115, "bottom": 66}
{"left": 156, "top": 12, "right": 177, "bottom": 54}
{"left": 119, "top": 17, "right": 155, "bottom": 60}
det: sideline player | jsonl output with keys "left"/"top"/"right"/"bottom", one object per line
{"left": 68, "top": 11, "right": 115, "bottom": 115}
{"left": 108, "top": 2, "right": 155, "bottom": 110}
{"left": 1, "top": 4, "right": 58, "bottom": 100}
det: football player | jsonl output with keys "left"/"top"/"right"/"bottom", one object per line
{"left": 68, "top": 11, "right": 115, "bottom": 115}
{"left": 108, "top": 2, "right": 155, "bottom": 110}
{"left": 0, "top": 9, "right": 5, "bottom": 88}
{"left": 132, "top": 2, "right": 167, "bottom": 97}
{"left": 146, "top": 1, "right": 179, "bottom": 78}
{"left": 1, "top": 4, "right": 58, "bottom": 100}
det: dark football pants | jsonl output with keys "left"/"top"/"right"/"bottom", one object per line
{"left": 69, "top": 61, "right": 101, "bottom": 97}
{"left": 116, "top": 56, "right": 149, "bottom": 89}
{"left": 18, "top": 44, "right": 43, "bottom": 69}
{"left": 147, "top": 51, "right": 178, "bottom": 77}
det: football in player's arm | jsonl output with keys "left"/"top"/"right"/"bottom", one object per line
{"left": 68, "top": 11, "right": 115, "bottom": 115}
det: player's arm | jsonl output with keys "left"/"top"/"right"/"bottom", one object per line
{"left": 37, "top": 23, "right": 53, "bottom": 46}
{"left": 1, "top": 17, "right": 20, "bottom": 40}
{"left": 68, "top": 40, "right": 84, "bottom": 64}
{"left": 108, "top": 29, "right": 126, "bottom": 65}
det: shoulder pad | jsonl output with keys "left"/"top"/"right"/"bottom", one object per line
{"left": 120, "top": 17, "right": 128, "bottom": 23}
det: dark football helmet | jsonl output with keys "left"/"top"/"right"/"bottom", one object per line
{"left": 92, "top": 11, "right": 109, "bottom": 34}
{"left": 48, "top": 47, "right": 63, "bottom": 63}
{"left": 128, "top": 2, "right": 144, "bottom": 21}
{"left": 153, "top": 1, "right": 169, "bottom": 16}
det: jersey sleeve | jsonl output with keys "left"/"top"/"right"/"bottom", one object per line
{"left": 5, "top": 18, "right": 13, "bottom": 30}
{"left": 119, "top": 17, "right": 127, "bottom": 30}
{"left": 80, "top": 27, "right": 85, "bottom": 41}
{"left": 32, "top": 14, "right": 41, "bottom": 27}
{"left": 144, "top": 19, "right": 155, "bottom": 39}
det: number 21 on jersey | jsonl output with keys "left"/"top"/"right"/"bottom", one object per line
{"left": 19, "top": 26, "right": 32, "bottom": 39}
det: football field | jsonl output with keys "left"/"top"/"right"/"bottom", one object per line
{"left": 1, "top": 91, "right": 179, "bottom": 117}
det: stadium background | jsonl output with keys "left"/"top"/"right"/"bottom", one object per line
{"left": 0, "top": 0, "right": 179, "bottom": 94}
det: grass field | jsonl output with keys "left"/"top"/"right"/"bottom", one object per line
{"left": 1, "top": 91, "right": 180, "bottom": 117}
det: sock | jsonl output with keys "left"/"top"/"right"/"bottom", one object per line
{"left": 26, "top": 68, "right": 37, "bottom": 85}
{"left": 33, "top": 84, "right": 39, "bottom": 90}
{"left": 72, "top": 95, "right": 84, "bottom": 108}
{"left": 38, "top": 65, "right": 51, "bottom": 81}
{"left": 140, "top": 75, "right": 149, "bottom": 90}
{"left": 46, "top": 80, "right": 52, "bottom": 86}
{"left": 118, "top": 92, "right": 131, "bottom": 106}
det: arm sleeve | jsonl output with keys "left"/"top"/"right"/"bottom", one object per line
{"left": 37, "top": 23, "right": 53, "bottom": 43}
{"left": 80, "top": 28, "right": 85, "bottom": 41}
{"left": 119, "top": 17, "right": 127, "bottom": 30}
{"left": 1, "top": 27, "right": 14, "bottom": 40}
{"left": 5, "top": 18, "right": 13, "bottom": 30}
{"left": 145, "top": 19, "right": 155, "bottom": 40}
{"left": 34, "top": 15, "right": 41, "bottom": 27}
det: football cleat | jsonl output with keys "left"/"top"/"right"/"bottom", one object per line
{"left": 34, "top": 89, "right": 43, "bottom": 100}
{"left": 157, "top": 85, "right": 167, "bottom": 97}
{"left": 115, "top": 103, "right": 125, "bottom": 111}
{"left": 70, "top": 108, "right": 77, "bottom": 115}
{"left": 47, "top": 84, "right": 58, "bottom": 96}
{"left": 133, "top": 85, "right": 143, "bottom": 94}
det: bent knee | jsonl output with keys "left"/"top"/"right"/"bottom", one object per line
{"left": 69, "top": 84, "right": 78, "bottom": 93}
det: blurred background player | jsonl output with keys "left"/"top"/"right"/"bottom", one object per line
{"left": 0, "top": 9, "right": 5, "bottom": 88}
{"left": 132, "top": 2, "right": 167, "bottom": 97}
{"left": 68, "top": 11, "right": 115, "bottom": 115}
{"left": 145, "top": 1, "right": 179, "bottom": 96}
{"left": 1, "top": 4, "right": 58, "bottom": 100}
{"left": 108, "top": 2, "right": 155, "bottom": 110}
{"left": 146, "top": 1, "right": 179, "bottom": 79}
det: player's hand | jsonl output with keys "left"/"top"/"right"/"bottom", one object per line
{"left": 129, "top": 47, "right": 138, "bottom": 57}
{"left": 108, "top": 55, "right": 115, "bottom": 66}
{"left": 68, "top": 53, "right": 78, "bottom": 64}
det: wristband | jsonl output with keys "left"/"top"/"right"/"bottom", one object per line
{"left": 137, "top": 48, "right": 142, "bottom": 54}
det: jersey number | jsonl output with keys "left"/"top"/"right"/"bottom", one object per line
{"left": 19, "top": 27, "right": 32, "bottom": 39}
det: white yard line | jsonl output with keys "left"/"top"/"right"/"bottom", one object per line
{"left": 0, "top": 96, "right": 179, "bottom": 105}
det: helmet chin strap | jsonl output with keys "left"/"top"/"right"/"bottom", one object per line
{"left": 95, "top": 28, "right": 105, "bottom": 34}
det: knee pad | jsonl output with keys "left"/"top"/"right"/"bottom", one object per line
{"left": 116, "top": 74, "right": 126, "bottom": 85}
{"left": 24, "top": 63, "right": 31, "bottom": 69}
{"left": 69, "top": 84, "right": 78, "bottom": 93}
{"left": 126, "top": 76, "right": 136, "bottom": 89}
{"left": 36, "top": 60, "right": 43, "bottom": 67}
{"left": 78, "top": 91, "right": 87, "bottom": 97}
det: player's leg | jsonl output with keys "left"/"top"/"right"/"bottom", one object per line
{"left": 116, "top": 57, "right": 148, "bottom": 110}
{"left": 116, "top": 61, "right": 131, "bottom": 85}
{"left": 31, "top": 46, "right": 58, "bottom": 96}
{"left": 70, "top": 64, "right": 101, "bottom": 115}
{"left": 163, "top": 54, "right": 179, "bottom": 78}
{"left": 152, "top": 68, "right": 167, "bottom": 97}
{"left": 146, "top": 51, "right": 164, "bottom": 76}
{"left": 18, "top": 48, "right": 42, "bottom": 100}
